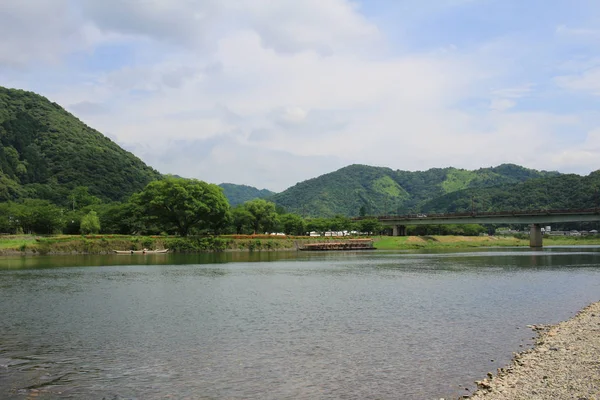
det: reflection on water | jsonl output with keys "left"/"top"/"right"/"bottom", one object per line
{"left": 0, "top": 247, "right": 599, "bottom": 399}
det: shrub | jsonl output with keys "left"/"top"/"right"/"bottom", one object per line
{"left": 141, "top": 238, "right": 155, "bottom": 249}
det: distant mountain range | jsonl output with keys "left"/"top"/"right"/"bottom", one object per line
{"left": 218, "top": 183, "right": 275, "bottom": 206}
{"left": 269, "top": 164, "right": 563, "bottom": 217}
{"left": 1, "top": 85, "right": 596, "bottom": 218}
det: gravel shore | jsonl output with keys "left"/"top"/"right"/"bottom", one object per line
{"left": 465, "top": 301, "right": 600, "bottom": 400}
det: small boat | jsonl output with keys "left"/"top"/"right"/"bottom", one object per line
{"left": 114, "top": 249, "right": 169, "bottom": 254}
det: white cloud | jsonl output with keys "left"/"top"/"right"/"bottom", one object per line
{"left": 488, "top": 84, "right": 533, "bottom": 111}
{"left": 489, "top": 99, "right": 516, "bottom": 111}
{"left": 2, "top": 0, "right": 600, "bottom": 191}
{"left": 0, "top": 0, "right": 74, "bottom": 66}
{"left": 551, "top": 128, "right": 600, "bottom": 171}
{"left": 556, "top": 25, "right": 600, "bottom": 39}
{"left": 57, "top": 22, "right": 596, "bottom": 189}
{"left": 490, "top": 84, "right": 533, "bottom": 99}
{"left": 555, "top": 66, "right": 600, "bottom": 96}
{"left": 0, "top": 0, "right": 122, "bottom": 67}
{"left": 275, "top": 106, "right": 309, "bottom": 126}
{"left": 78, "top": 0, "right": 379, "bottom": 55}
{"left": 231, "top": 0, "right": 380, "bottom": 54}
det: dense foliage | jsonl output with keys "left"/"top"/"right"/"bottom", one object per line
{"left": 80, "top": 211, "right": 101, "bottom": 234}
{"left": 219, "top": 183, "right": 275, "bottom": 206}
{"left": 271, "top": 164, "right": 560, "bottom": 217}
{"left": 131, "top": 177, "right": 230, "bottom": 236}
{"left": 420, "top": 172, "right": 600, "bottom": 213}
{"left": 0, "top": 86, "right": 161, "bottom": 204}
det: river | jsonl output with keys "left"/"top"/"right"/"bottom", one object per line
{"left": 1, "top": 247, "right": 599, "bottom": 399}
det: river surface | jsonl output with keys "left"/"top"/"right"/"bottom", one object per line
{"left": 1, "top": 247, "right": 599, "bottom": 399}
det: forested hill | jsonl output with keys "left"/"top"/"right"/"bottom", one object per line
{"left": 218, "top": 183, "right": 275, "bottom": 206}
{"left": 0, "top": 87, "right": 161, "bottom": 203}
{"left": 420, "top": 171, "right": 600, "bottom": 214}
{"left": 271, "top": 164, "right": 560, "bottom": 217}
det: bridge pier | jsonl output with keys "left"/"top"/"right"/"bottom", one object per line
{"left": 530, "top": 224, "right": 543, "bottom": 248}
{"left": 392, "top": 225, "right": 407, "bottom": 236}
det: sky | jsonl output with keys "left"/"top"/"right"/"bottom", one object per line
{"left": 1, "top": 0, "right": 599, "bottom": 192}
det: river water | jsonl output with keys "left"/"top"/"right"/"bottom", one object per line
{"left": 0, "top": 247, "right": 599, "bottom": 399}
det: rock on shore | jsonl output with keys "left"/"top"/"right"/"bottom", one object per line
{"left": 467, "top": 301, "right": 600, "bottom": 399}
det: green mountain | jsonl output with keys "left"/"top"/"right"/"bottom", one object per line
{"left": 218, "top": 183, "right": 275, "bottom": 206}
{"left": 2, "top": 86, "right": 583, "bottom": 220}
{"left": 0, "top": 87, "right": 161, "bottom": 204}
{"left": 420, "top": 171, "right": 600, "bottom": 214}
{"left": 271, "top": 164, "right": 560, "bottom": 217}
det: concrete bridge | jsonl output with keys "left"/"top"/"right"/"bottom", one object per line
{"left": 373, "top": 208, "right": 600, "bottom": 248}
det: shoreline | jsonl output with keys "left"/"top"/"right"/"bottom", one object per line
{"left": 1, "top": 234, "right": 599, "bottom": 256}
{"left": 463, "top": 301, "right": 600, "bottom": 399}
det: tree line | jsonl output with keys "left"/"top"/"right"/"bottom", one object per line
{"left": 0, "top": 177, "right": 386, "bottom": 236}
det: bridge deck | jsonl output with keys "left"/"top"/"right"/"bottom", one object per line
{"left": 367, "top": 208, "right": 600, "bottom": 226}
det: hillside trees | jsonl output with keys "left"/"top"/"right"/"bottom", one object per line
{"left": 270, "top": 164, "right": 561, "bottom": 217}
{"left": 219, "top": 183, "right": 275, "bottom": 206}
{"left": 68, "top": 186, "right": 102, "bottom": 210}
{"left": 0, "top": 86, "right": 161, "bottom": 202}
{"left": 0, "top": 172, "right": 23, "bottom": 201}
{"left": 131, "top": 177, "right": 230, "bottom": 236}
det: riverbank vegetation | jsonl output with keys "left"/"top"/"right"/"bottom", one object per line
{"left": 3, "top": 173, "right": 600, "bottom": 255}
{"left": 2, "top": 233, "right": 600, "bottom": 255}
{"left": 0, "top": 234, "right": 380, "bottom": 255}
{"left": 0, "top": 176, "right": 387, "bottom": 239}
{"left": 375, "top": 234, "right": 600, "bottom": 249}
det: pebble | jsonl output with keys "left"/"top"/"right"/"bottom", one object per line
{"left": 467, "top": 301, "right": 600, "bottom": 399}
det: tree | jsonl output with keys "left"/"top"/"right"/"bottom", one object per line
{"left": 359, "top": 205, "right": 367, "bottom": 217}
{"left": 97, "top": 202, "right": 146, "bottom": 235}
{"left": 328, "top": 215, "right": 352, "bottom": 232}
{"left": 280, "top": 213, "right": 306, "bottom": 236}
{"left": 231, "top": 206, "right": 254, "bottom": 234}
{"left": 80, "top": 211, "right": 101, "bottom": 234}
{"left": 0, "top": 202, "right": 16, "bottom": 233}
{"left": 132, "top": 177, "right": 230, "bottom": 236}
{"left": 68, "top": 186, "right": 102, "bottom": 210}
{"left": 305, "top": 217, "right": 328, "bottom": 235}
{"left": 12, "top": 199, "right": 65, "bottom": 234}
{"left": 63, "top": 210, "right": 82, "bottom": 234}
{"left": 244, "top": 199, "right": 279, "bottom": 233}
{"left": 357, "top": 218, "right": 382, "bottom": 235}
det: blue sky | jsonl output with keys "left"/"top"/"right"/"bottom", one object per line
{"left": 1, "top": 0, "right": 599, "bottom": 191}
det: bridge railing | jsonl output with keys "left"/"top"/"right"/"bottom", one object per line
{"left": 353, "top": 208, "right": 600, "bottom": 221}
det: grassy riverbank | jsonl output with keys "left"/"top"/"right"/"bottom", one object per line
{"left": 1, "top": 234, "right": 600, "bottom": 255}
{"left": 373, "top": 235, "right": 527, "bottom": 249}
{"left": 374, "top": 235, "right": 600, "bottom": 249}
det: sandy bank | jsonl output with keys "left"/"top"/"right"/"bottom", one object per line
{"left": 465, "top": 301, "right": 600, "bottom": 399}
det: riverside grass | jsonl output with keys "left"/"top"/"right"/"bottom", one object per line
{"left": 1, "top": 234, "right": 600, "bottom": 255}
{"left": 374, "top": 235, "right": 600, "bottom": 249}
{"left": 375, "top": 235, "right": 530, "bottom": 249}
